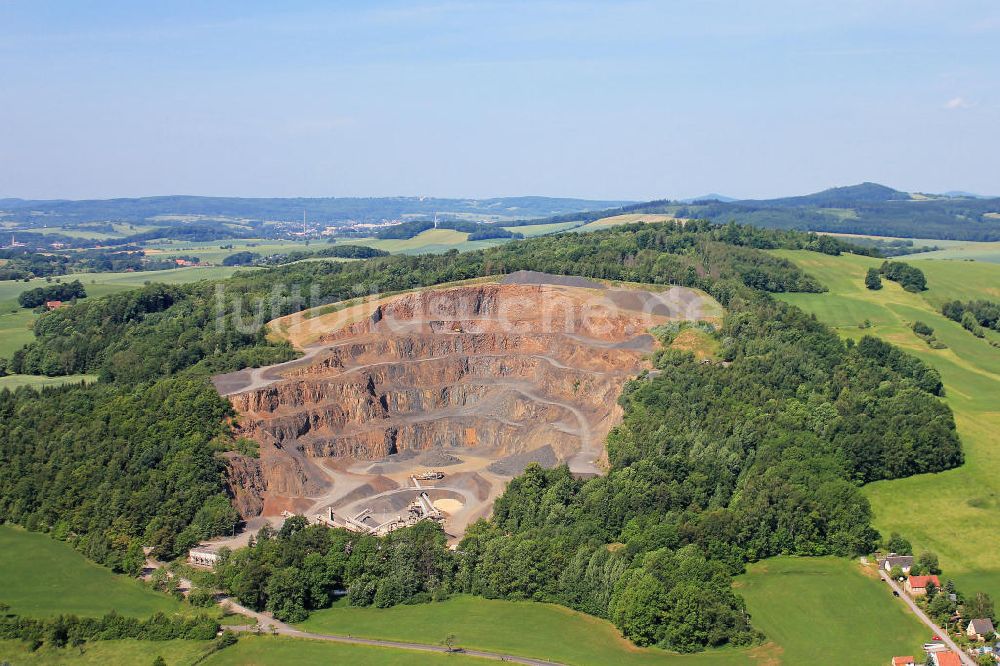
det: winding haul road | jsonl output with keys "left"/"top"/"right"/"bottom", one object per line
{"left": 221, "top": 597, "right": 564, "bottom": 665}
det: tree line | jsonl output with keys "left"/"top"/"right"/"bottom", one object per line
{"left": 17, "top": 279, "right": 87, "bottom": 308}
{"left": 942, "top": 299, "right": 1000, "bottom": 339}
{"left": 0, "top": 609, "right": 221, "bottom": 652}
{"left": 880, "top": 260, "right": 927, "bottom": 292}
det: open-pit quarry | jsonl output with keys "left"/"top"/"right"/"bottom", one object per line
{"left": 210, "top": 271, "right": 719, "bottom": 545}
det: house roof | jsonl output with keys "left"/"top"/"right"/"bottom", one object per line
{"left": 885, "top": 555, "right": 914, "bottom": 567}
{"left": 934, "top": 652, "right": 961, "bottom": 666}
{"left": 892, "top": 656, "right": 914, "bottom": 666}
{"left": 908, "top": 574, "right": 940, "bottom": 588}
{"left": 970, "top": 618, "right": 995, "bottom": 634}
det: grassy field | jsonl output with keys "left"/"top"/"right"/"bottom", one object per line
{"left": 771, "top": 250, "right": 1000, "bottom": 600}
{"left": 0, "top": 265, "right": 248, "bottom": 358}
{"left": 144, "top": 238, "right": 319, "bottom": 264}
{"left": 0, "top": 373, "right": 97, "bottom": 390}
{"left": 669, "top": 327, "right": 719, "bottom": 360}
{"left": 819, "top": 231, "right": 973, "bottom": 248}
{"left": 203, "top": 636, "right": 490, "bottom": 665}
{"left": 350, "top": 228, "right": 510, "bottom": 255}
{"left": 0, "top": 307, "right": 37, "bottom": 357}
{"left": 737, "top": 557, "right": 928, "bottom": 665}
{"left": 904, "top": 241, "right": 1000, "bottom": 263}
{"left": 0, "top": 639, "right": 214, "bottom": 665}
{"left": 0, "top": 525, "right": 184, "bottom": 617}
{"left": 503, "top": 220, "right": 583, "bottom": 236}
{"left": 298, "top": 595, "right": 763, "bottom": 665}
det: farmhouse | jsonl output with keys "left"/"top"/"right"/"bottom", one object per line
{"left": 891, "top": 656, "right": 915, "bottom": 666}
{"left": 967, "top": 618, "right": 995, "bottom": 641}
{"left": 904, "top": 574, "right": 940, "bottom": 596}
{"left": 882, "top": 554, "right": 915, "bottom": 574}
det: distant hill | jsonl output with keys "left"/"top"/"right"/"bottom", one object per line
{"left": 0, "top": 195, "right": 633, "bottom": 227}
{"left": 746, "top": 182, "right": 912, "bottom": 207}
{"left": 516, "top": 183, "right": 1000, "bottom": 241}
{"left": 679, "top": 193, "right": 737, "bottom": 203}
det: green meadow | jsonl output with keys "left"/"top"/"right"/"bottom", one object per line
{"left": 146, "top": 230, "right": 512, "bottom": 262}
{"left": 299, "top": 595, "right": 761, "bottom": 665}
{"left": 503, "top": 220, "right": 583, "bottom": 236}
{"left": 737, "top": 557, "right": 928, "bottom": 665}
{"left": 202, "top": 636, "right": 488, "bottom": 665}
{"left": 906, "top": 240, "right": 1000, "bottom": 263}
{"left": 350, "top": 228, "right": 510, "bottom": 254}
{"left": 0, "top": 525, "right": 183, "bottom": 618}
{"left": 772, "top": 250, "right": 1000, "bottom": 600}
{"left": 144, "top": 238, "right": 319, "bottom": 264}
{"left": 0, "top": 639, "right": 214, "bottom": 665}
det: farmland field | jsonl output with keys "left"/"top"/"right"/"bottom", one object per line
{"left": 503, "top": 220, "right": 582, "bottom": 236}
{"left": 144, "top": 238, "right": 320, "bottom": 264}
{"left": 0, "top": 525, "right": 184, "bottom": 617}
{"left": 145, "top": 230, "right": 510, "bottom": 261}
{"left": 771, "top": 250, "right": 1000, "bottom": 601}
{"left": 737, "top": 557, "right": 927, "bottom": 665}
{"left": 904, "top": 240, "right": 1000, "bottom": 263}
{"left": 0, "top": 265, "right": 248, "bottom": 357}
{"left": 298, "top": 595, "right": 762, "bottom": 665}
{"left": 575, "top": 212, "right": 678, "bottom": 232}
{"left": 819, "top": 231, "right": 973, "bottom": 248}
{"left": 350, "top": 228, "right": 510, "bottom": 254}
{"left": 202, "top": 636, "right": 487, "bottom": 665}
{"left": 0, "top": 639, "right": 214, "bottom": 665}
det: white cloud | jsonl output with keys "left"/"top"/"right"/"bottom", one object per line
{"left": 944, "top": 97, "right": 969, "bottom": 109}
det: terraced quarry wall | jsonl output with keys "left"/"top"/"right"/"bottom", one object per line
{"left": 214, "top": 273, "right": 718, "bottom": 538}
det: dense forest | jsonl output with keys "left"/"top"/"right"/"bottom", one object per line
{"left": 0, "top": 219, "right": 965, "bottom": 653}
{"left": 222, "top": 244, "right": 391, "bottom": 267}
{"left": 0, "top": 377, "right": 240, "bottom": 567}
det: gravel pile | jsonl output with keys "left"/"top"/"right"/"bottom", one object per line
{"left": 380, "top": 449, "right": 420, "bottom": 463}
{"left": 487, "top": 445, "right": 558, "bottom": 476}
{"left": 416, "top": 450, "right": 464, "bottom": 467}
{"left": 500, "top": 271, "right": 604, "bottom": 290}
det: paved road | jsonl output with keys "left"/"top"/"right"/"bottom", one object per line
{"left": 221, "top": 597, "right": 564, "bottom": 665}
{"left": 878, "top": 570, "right": 975, "bottom": 666}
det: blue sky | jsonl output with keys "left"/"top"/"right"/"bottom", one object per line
{"left": 1, "top": 1, "right": 997, "bottom": 200}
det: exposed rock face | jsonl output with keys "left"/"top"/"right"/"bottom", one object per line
{"left": 218, "top": 281, "right": 700, "bottom": 522}
{"left": 222, "top": 452, "right": 266, "bottom": 518}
